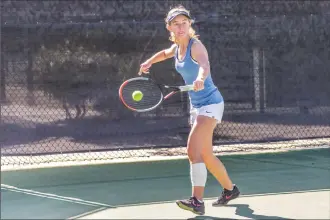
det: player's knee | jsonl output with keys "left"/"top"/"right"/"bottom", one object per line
{"left": 201, "top": 149, "right": 214, "bottom": 161}
{"left": 187, "top": 144, "right": 202, "bottom": 163}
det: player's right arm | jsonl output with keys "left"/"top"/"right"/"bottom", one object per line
{"left": 139, "top": 44, "right": 177, "bottom": 74}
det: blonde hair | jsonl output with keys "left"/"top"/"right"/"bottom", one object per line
{"left": 165, "top": 5, "right": 199, "bottom": 44}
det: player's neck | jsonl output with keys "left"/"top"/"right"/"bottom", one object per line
{"left": 177, "top": 36, "right": 190, "bottom": 49}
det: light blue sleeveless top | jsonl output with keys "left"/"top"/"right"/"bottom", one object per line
{"left": 174, "top": 38, "right": 223, "bottom": 108}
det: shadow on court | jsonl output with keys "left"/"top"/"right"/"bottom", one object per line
{"left": 1, "top": 148, "right": 330, "bottom": 219}
{"left": 190, "top": 203, "right": 296, "bottom": 220}
{"left": 226, "top": 204, "right": 293, "bottom": 220}
{"left": 192, "top": 203, "right": 293, "bottom": 220}
{"left": 190, "top": 216, "right": 237, "bottom": 220}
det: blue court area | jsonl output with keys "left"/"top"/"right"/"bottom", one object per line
{"left": 1, "top": 147, "right": 330, "bottom": 219}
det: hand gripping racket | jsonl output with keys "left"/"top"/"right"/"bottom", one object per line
{"left": 119, "top": 74, "right": 194, "bottom": 112}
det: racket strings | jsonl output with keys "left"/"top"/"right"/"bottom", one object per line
{"left": 120, "top": 80, "right": 163, "bottom": 110}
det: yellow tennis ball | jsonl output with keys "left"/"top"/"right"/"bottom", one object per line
{"left": 132, "top": 90, "right": 143, "bottom": 101}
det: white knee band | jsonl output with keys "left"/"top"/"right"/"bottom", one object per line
{"left": 190, "top": 163, "right": 207, "bottom": 187}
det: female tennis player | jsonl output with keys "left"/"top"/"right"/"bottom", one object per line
{"left": 139, "top": 5, "right": 240, "bottom": 215}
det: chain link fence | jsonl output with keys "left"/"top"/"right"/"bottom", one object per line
{"left": 1, "top": 0, "right": 330, "bottom": 166}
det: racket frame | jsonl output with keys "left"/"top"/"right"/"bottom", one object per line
{"left": 119, "top": 76, "right": 194, "bottom": 112}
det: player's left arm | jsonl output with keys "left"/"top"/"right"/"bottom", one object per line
{"left": 191, "top": 40, "right": 211, "bottom": 82}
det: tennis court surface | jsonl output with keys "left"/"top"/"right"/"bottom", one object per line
{"left": 1, "top": 147, "right": 330, "bottom": 219}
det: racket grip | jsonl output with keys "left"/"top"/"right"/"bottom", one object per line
{"left": 138, "top": 71, "right": 150, "bottom": 75}
{"left": 179, "top": 85, "right": 194, "bottom": 91}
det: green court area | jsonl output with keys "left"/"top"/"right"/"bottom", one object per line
{"left": 1, "top": 147, "right": 330, "bottom": 219}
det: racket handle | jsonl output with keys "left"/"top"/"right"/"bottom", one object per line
{"left": 138, "top": 70, "right": 150, "bottom": 75}
{"left": 179, "top": 84, "right": 194, "bottom": 91}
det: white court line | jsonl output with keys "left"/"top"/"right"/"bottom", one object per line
{"left": 1, "top": 184, "right": 114, "bottom": 208}
{"left": 68, "top": 207, "right": 109, "bottom": 220}
{"left": 115, "top": 188, "right": 330, "bottom": 208}
{"left": 67, "top": 189, "right": 330, "bottom": 219}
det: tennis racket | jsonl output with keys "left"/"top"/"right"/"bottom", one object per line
{"left": 119, "top": 75, "right": 194, "bottom": 112}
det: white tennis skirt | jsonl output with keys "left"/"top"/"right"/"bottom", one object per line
{"left": 189, "top": 102, "right": 224, "bottom": 125}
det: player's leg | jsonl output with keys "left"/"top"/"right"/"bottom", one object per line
{"left": 176, "top": 109, "right": 216, "bottom": 215}
{"left": 201, "top": 123, "right": 240, "bottom": 206}
{"left": 199, "top": 102, "right": 240, "bottom": 206}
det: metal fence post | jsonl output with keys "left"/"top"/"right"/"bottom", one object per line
{"left": 0, "top": 44, "right": 3, "bottom": 124}
{"left": 0, "top": 58, "right": 2, "bottom": 125}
